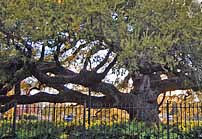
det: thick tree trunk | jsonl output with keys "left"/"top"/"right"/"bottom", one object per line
{"left": 122, "top": 74, "right": 161, "bottom": 123}
{"left": 117, "top": 93, "right": 160, "bottom": 123}
{"left": 129, "top": 102, "right": 159, "bottom": 123}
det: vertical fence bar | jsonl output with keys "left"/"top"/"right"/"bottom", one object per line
{"left": 75, "top": 105, "right": 77, "bottom": 128}
{"left": 124, "top": 104, "right": 126, "bottom": 137}
{"left": 166, "top": 101, "right": 170, "bottom": 139}
{"left": 79, "top": 104, "right": 81, "bottom": 127}
{"left": 36, "top": 103, "right": 40, "bottom": 138}
{"left": 88, "top": 89, "right": 91, "bottom": 126}
{"left": 197, "top": 103, "right": 199, "bottom": 127}
{"left": 92, "top": 103, "right": 95, "bottom": 137}
{"left": 108, "top": 104, "right": 111, "bottom": 131}
{"left": 1, "top": 105, "right": 3, "bottom": 136}
{"left": 184, "top": 99, "right": 187, "bottom": 132}
{"left": 82, "top": 101, "right": 86, "bottom": 139}
{"left": 0, "top": 105, "right": 2, "bottom": 136}
{"left": 176, "top": 103, "right": 179, "bottom": 139}
{"left": 71, "top": 105, "right": 73, "bottom": 127}
{"left": 22, "top": 104, "right": 25, "bottom": 138}
{"left": 128, "top": 103, "right": 131, "bottom": 137}
{"left": 192, "top": 103, "right": 195, "bottom": 127}
{"left": 40, "top": 104, "right": 43, "bottom": 138}
{"left": 180, "top": 103, "right": 183, "bottom": 130}
{"left": 29, "top": 104, "right": 32, "bottom": 137}
{"left": 53, "top": 103, "right": 56, "bottom": 122}
{"left": 104, "top": 104, "right": 106, "bottom": 138}
{"left": 112, "top": 105, "right": 115, "bottom": 137}
{"left": 161, "top": 104, "right": 164, "bottom": 139}
{"left": 12, "top": 102, "right": 17, "bottom": 138}
{"left": 63, "top": 104, "right": 66, "bottom": 139}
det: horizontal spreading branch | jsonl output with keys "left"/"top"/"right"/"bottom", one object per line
{"left": 30, "top": 63, "right": 81, "bottom": 85}
{"left": 0, "top": 90, "right": 107, "bottom": 105}
{"left": 139, "top": 64, "right": 168, "bottom": 74}
{"left": 0, "top": 57, "right": 121, "bottom": 105}
{"left": 37, "top": 62, "right": 76, "bottom": 76}
{"left": 152, "top": 77, "right": 196, "bottom": 94}
{"left": 132, "top": 74, "right": 199, "bottom": 97}
{"left": 0, "top": 99, "right": 17, "bottom": 113}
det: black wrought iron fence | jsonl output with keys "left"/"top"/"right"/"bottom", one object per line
{"left": 0, "top": 102, "right": 202, "bottom": 139}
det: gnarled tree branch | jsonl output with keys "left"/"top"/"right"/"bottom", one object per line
{"left": 95, "top": 49, "right": 112, "bottom": 71}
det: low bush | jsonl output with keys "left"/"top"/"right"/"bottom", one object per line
{"left": 68, "top": 121, "right": 178, "bottom": 139}
{"left": 0, "top": 120, "right": 66, "bottom": 139}
{"left": 183, "top": 126, "right": 202, "bottom": 139}
{"left": 0, "top": 119, "right": 201, "bottom": 139}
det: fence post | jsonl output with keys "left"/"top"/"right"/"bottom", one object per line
{"left": 166, "top": 101, "right": 170, "bottom": 139}
{"left": 12, "top": 102, "right": 17, "bottom": 138}
{"left": 53, "top": 103, "right": 56, "bottom": 122}
{"left": 88, "top": 89, "right": 91, "bottom": 126}
{"left": 82, "top": 101, "right": 86, "bottom": 139}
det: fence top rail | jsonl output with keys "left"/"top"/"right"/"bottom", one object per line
{"left": 1, "top": 102, "right": 202, "bottom": 108}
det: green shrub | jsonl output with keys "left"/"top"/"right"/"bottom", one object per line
{"left": 0, "top": 120, "right": 65, "bottom": 139}
{"left": 68, "top": 121, "right": 178, "bottom": 139}
{"left": 183, "top": 126, "right": 202, "bottom": 139}
{"left": 0, "top": 119, "right": 201, "bottom": 139}
{"left": 23, "top": 114, "right": 38, "bottom": 120}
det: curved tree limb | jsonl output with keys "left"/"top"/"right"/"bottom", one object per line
{"left": 0, "top": 90, "right": 108, "bottom": 106}
{"left": 95, "top": 49, "right": 112, "bottom": 71}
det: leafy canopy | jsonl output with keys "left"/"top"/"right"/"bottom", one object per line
{"left": 0, "top": 0, "right": 202, "bottom": 82}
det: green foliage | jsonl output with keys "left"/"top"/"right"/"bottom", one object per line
{"left": 0, "top": 0, "right": 125, "bottom": 40}
{"left": 69, "top": 120, "right": 178, "bottom": 139}
{"left": 20, "top": 114, "right": 38, "bottom": 120}
{"left": 1, "top": 119, "right": 202, "bottom": 139}
{"left": 183, "top": 126, "right": 202, "bottom": 139}
{"left": 1, "top": 0, "right": 202, "bottom": 75}
{"left": 0, "top": 120, "right": 65, "bottom": 139}
{"left": 118, "top": 0, "right": 202, "bottom": 71}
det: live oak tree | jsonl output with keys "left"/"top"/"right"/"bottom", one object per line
{"left": 0, "top": 0, "right": 202, "bottom": 122}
